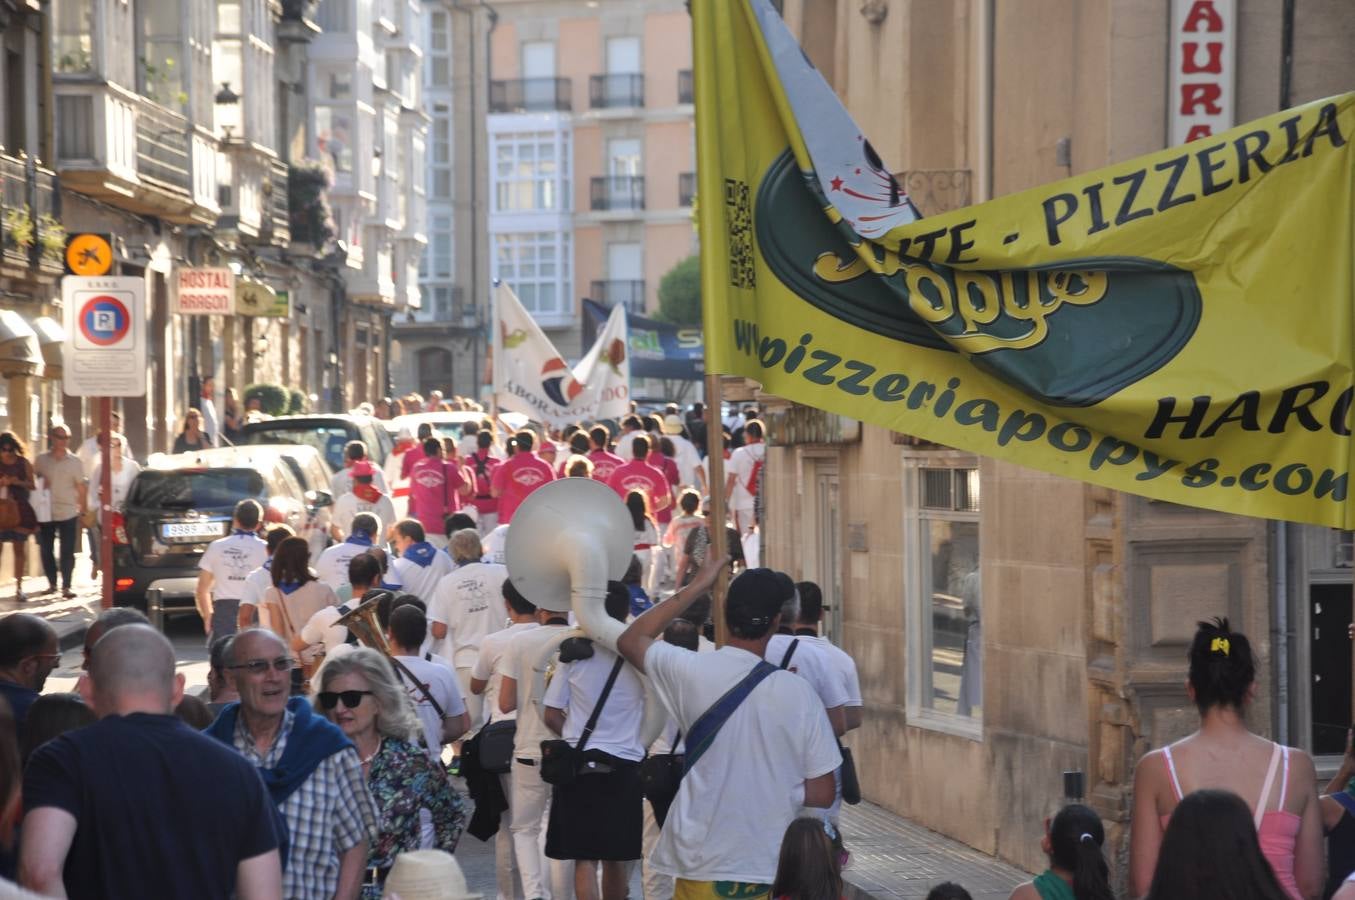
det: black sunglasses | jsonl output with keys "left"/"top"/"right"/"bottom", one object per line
{"left": 318, "top": 690, "right": 374, "bottom": 710}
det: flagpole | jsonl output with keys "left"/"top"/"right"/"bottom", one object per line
{"left": 703, "top": 373, "right": 729, "bottom": 647}
{"left": 489, "top": 281, "right": 500, "bottom": 423}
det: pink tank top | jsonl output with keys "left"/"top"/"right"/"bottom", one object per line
{"left": 1159, "top": 742, "right": 1302, "bottom": 900}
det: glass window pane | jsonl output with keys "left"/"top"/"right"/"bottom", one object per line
{"left": 921, "top": 468, "right": 951, "bottom": 509}
{"left": 923, "top": 518, "right": 980, "bottom": 718}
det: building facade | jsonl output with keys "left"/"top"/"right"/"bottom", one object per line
{"left": 762, "top": 0, "right": 1355, "bottom": 883}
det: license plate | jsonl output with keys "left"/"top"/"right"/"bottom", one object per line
{"left": 162, "top": 521, "right": 225, "bottom": 540}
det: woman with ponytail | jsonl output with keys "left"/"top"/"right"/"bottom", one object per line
{"left": 1129, "top": 618, "right": 1322, "bottom": 899}
{"left": 1008, "top": 803, "right": 1113, "bottom": 900}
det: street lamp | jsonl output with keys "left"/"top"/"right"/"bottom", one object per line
{"left": 214, "top": 81, "right": 241, "bottom": 141}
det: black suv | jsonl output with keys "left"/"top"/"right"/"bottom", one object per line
{"left": 112, "top": 449, "right": 317, "bottom": 616}
{"left": 239, "top": 414, "right": 393, "bottom": 472}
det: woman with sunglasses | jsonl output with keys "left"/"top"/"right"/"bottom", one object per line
{"left": 0, "top": 433, "right": 38, "bottom": 601}
{"left": 314, "top": 649, "right": 466, "bottom": 897}
{"left": 172, "top": 409, "right": 211, "bottom": 454}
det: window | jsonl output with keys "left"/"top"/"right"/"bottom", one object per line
{"left": 429, "top": 217, "right": 452, "bottom": 279}
{"left": 493, "top": 131, "right": 567, "bottom": 213}
{"left": 53, "top": 0, "right": 96, "bottom": 73}
{"left": 494, "top": 231, "right": 571, "bottom": 320}
{"left": 606, "top": 37, "right": 640, "bottom": 73}
{"left": 315, "top": 107, "right": 353, "bottom": 172}
{"left": 904, "top": 457, "right": 982, "bottom": 736}
{"left": 608, "top": 138, "right": 641, "bottom": 176}
{"left": 429, "top": 11, "right": 450, "bottom": 86}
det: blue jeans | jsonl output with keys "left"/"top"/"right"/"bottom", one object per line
{"left": 39, "top": 516, "right": 77, "bottom": 590}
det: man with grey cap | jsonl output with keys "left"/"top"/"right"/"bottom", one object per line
{"left": 20, "top": 624, "right": 282, "bottom": 899}
{"left": 618, "top": 564, "right": 840, "bottom": 898}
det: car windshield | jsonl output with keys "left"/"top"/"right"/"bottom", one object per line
{"left": 129, "top": 469, "right": 266, "bottom": 510}
{"left": 242, "top": 425, "right": 350, "bottom": 470}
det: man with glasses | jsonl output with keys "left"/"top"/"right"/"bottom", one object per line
{"left": 34, "top": 424, "right": 87, "bottom": 598}
{"left": 205, "top": 628, "right": 377, "bottom": 900}
{"left": 0, "top": 612, "right": 59, "bottom": 743}
{"left": 20, "top": 625, "right": 282, "bottom": 899}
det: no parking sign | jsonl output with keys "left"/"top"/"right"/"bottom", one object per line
{"left": 62, "top": 276, "right": 147, "bottom": 397}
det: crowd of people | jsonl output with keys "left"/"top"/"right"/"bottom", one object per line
{"left": 7, "top": 394, "right": 1355, "bottom": 900}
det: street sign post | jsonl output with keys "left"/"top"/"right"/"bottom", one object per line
{"left": 62, "top": 275, "right": 147, "bottom": 609}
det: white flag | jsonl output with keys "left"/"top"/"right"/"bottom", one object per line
{"left": 492, "top": 283, "right": 631, "bottom": 426}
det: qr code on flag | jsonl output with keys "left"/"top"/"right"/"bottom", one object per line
{"left": 724, "top": 178, "right": 755, "bottom": 290}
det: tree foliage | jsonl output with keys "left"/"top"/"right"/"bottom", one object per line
{"left": 245, "top": 383, "right": 290, "bottom": 417}
{"left": 655, "top": 254, "right": 701, "bottom": 324}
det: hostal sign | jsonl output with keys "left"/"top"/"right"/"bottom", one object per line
{"left": 174, "top": 267, "right": 236, "bottom": 315}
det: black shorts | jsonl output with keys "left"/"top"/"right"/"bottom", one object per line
{"left": 545, "top": 751, "right": 643, "bottom": 861}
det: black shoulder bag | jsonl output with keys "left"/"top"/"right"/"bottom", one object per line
{"left": 639, "top": 728, "right": 684, "bottom": 827}
{"left": 540, "top": 656, "right": 625, "bottom": 786}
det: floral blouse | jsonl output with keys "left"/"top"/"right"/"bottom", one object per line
{"left": 363, "top": 737, "right": 466, "bottom": 896}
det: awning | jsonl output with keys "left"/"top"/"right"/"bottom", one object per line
{"left": 30, "top": 316, "right": 65, "bottom": 379}
{"left": 0, "top": 311, "right": 44, "bottom": 378}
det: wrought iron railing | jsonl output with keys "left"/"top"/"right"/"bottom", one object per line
{"left": 261, "top": 157, "right": 292, "bottom": 246}
{"left": 895, "top": 169, "right": 973, "bottom": 217}
{"left": 0, "top": 152, "right": 62, "bottom": 273}
{"left": 590, "top": 175, "right": 645, "bottom": 211}
{"left": 589, "top": 73, "right": 644, "bottom": 109}
{"left": 489, "top": 78, "right": 572, "bottom": 113}
{"left": 590, "top": 280, "right": 646, "bottom": 313}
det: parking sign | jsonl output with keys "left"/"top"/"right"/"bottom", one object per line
{"left": 62, "top": 276, "right": 147, "bottom": 397}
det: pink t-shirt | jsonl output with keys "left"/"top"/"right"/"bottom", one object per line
{"left": 491, "top": 452, "right": 556, "bottom": 523}
{"left": 408, "top": 455, "right": 458, "bottom": 535}
{"left": 588, "top": 449, "right": 624, "bottom": 484}
{"left": 608, "top": 459, "right": 674, "bottom": 525}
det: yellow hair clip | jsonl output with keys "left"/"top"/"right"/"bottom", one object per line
{"left": 1210, "top": 637, "right": 1230, "bottom": 657}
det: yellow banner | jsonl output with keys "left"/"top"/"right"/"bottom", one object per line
{"left": 695, "top": 0, "right": 1355, "bottom": 528}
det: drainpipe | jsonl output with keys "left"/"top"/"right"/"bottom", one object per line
{"left": 1279, "top": 0, "right": 1295, "bottom": 110}
{"left": 975, "top": 0, "right": 994, "bottom": 202}
{"left": 1274, "top": 521, "right": 1289, "bottom": 745}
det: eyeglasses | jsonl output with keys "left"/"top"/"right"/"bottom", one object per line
{"left": 27, "top": 652, "right": 61, "bottom": 665}
{"left": 228, "top": 657, "right": 294, "bottom": 675}
{"left": 317, "top": 690, "right": 373, "bottom": 710}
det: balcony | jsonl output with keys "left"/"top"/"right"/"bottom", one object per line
{"left": 489, "top": 78, "right": 572, "bottom": 114}
{"left": 678, "top": 69, "right": 693, "bottom": 104}
{"left": 679, "top": 172, "right": 695, "bottom": 207}
{"left": 254, "top": 157, "right": 292, "bottom": 247}
{"left": 590, "top": 280, "right": 646, "bottom": 314}
{"left": 54, "top": 82, "right": 219, "bottom": 225}
{"left": 590, "top": 175, "right": 646, "bottom": 212}
{"left": 0, "top": 153, "right": 65, "bottom": 279}
{"left": 589, "top": 74, "right": 644, "bottom": 109}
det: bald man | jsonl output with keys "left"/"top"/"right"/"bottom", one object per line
{"left": 20, "top": 625, "right": 282, "bottom": 900}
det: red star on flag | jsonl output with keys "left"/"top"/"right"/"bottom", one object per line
{"left": 830, "top": 176, "right": 844, "bottom": 191}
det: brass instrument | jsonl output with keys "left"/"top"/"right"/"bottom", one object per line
{"left": 333, "top": 594, "right": 393, "bottom": 655}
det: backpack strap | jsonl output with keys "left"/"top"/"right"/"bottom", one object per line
{"left": 779, "top": 638, "right": 800, "bottom": 670}
{"left": 576, "top": 656, "right": 626, "bottom": 753}
{"left": 683, "top": 660, "right": 778, "bottom": 774}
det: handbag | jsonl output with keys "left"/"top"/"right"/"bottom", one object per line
{"left": 478, "top": 719, "right": 517, "bottom": 775}
{"left": 540, "top": 656, "right": 625, "bottom": 787}
{"left": 30, "top": 474, "right": 51, "bottom": 524}
{"left": 639, "top": 730, "right": 684, "bottom": 827}
{"left": 0, "top": 486, "right": 19, "bottom": 531}
{"left": 839, "top": 743, "right": 862, "bottom": 805}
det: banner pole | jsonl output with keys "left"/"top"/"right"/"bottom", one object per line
{"left": 703, "top": 373, "right": 729, "bottom": 647}
{"left": 99, "top": 397, "right": 113, "bottom": 611}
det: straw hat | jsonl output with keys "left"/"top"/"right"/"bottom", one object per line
{"left": 382, "top": 850, "right": 482, "bottom": 900}
{"left": 661, "top": 414, "right": 685, "bottom": 435}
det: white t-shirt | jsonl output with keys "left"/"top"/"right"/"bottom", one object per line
{"left": 765, "top": 633, "right": 851, "bottom": 711}
{"left": 239, "top": 563, "right": 273, "bottom": 612}
{"left": 471, "top": 621, "right": 537, "bottom": 724}
{"left": 806, "top": 634, "right": 863, "bottom": 707}
{"left": 332, "top": 493, "right": 397, "bottom": 539}
{"left": 392, "top": 653, "right": 467, "bottom": 761}
{"left": 644, "top": 642, "right": 840, "bottom": 884}
{"left": 300, "top": 599, "right": 358, "bottom": 653}
{"left": 542, "top": 646, "right": 645, "bottom": 762}
{"left": 330, "top": 466, "right": 390, "bottom": 499}
{"left": 86, "top": 460, "right": 140, "bottom": 512}
{"left": 666, "top": 433, "right": 704, "bottom": 487}
{"left": 726, "top": 442, "right": 765, "bottom": 509}
{"left": 315, "top": 540, "right": 376, "bottom": 591}
{"left": 390, "top": 551, "right": 455, "bottom": 604}
{"left": 427, "top": 562, "right": 510, "bottom": 667}
{"left": 614, "top": 430, "right": 641, "bottom": 462}
{"left": 198, "top": 532, "right": 269, "bottom": 601}
{"left": 500, "top": 622, "right": 573, "bottom": 758}
{"left": 482, "top": 524, "right": 509, "bottom": 564}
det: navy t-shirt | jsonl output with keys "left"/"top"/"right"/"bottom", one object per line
{"left": 0, "top": 680, "right": 38, "bottom": 742}
{"left": 24, "top": 713, "right": 279, "bottom": 900}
